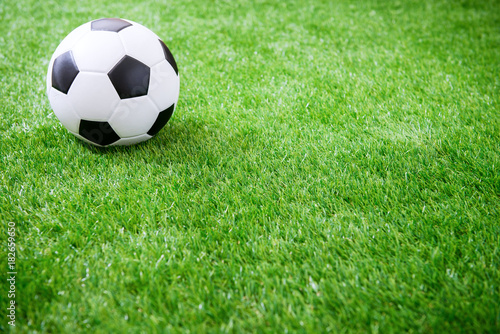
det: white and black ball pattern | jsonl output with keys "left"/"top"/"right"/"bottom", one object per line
{"left": 46, "top": 18, "right": 180, "bottom": 146}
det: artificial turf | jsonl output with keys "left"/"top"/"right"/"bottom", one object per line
{"left": 1, "top": 0, "right": 499, "bottom": 332}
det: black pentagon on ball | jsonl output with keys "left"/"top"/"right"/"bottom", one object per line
{"left": 79, "top": 120, "right": 120, "bottom": 146}
{"left": 91, "top": 18, "right": 132, "bottom": 32}
{"left": 148, "top": 103, "right": 175, "bottom": 136}
{"left": 108, "top": 56, "right": 150, "bottom": 99}
{"left": 159, "top": 39, "right": 178, "bottom": 75}
{"left": 52, "top": 51, "right": 79, "bottom": 94}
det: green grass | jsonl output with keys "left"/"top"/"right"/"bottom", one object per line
{"left": 1, "top": 0, "right": 499, "bottom": 332}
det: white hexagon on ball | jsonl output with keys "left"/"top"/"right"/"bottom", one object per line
{"left": 108, "top": 96, "right": 159, "bottom": 138}
{"left": 46, "top": 18, "right": 180, "bottom": 147}
{"left": 72, "top": 31, "right": 126, "bottom": 73}
{"left": 68, "top": 72, "right": 120, "bottom": 121}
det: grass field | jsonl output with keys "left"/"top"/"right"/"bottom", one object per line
{"left": 1, "top": 0, "right": 499, "bottom": 332}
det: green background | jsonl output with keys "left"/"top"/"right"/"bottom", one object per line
{"left": 1, "top": 0, "right": 499, "bottom": 332}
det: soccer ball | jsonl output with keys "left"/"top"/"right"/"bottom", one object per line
{"left": 46, "top": 18, "right": 180, "bottom": 146}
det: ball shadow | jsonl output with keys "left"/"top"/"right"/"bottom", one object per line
{"left": 75, "top": 116, "right": 219, "bottom": 164}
